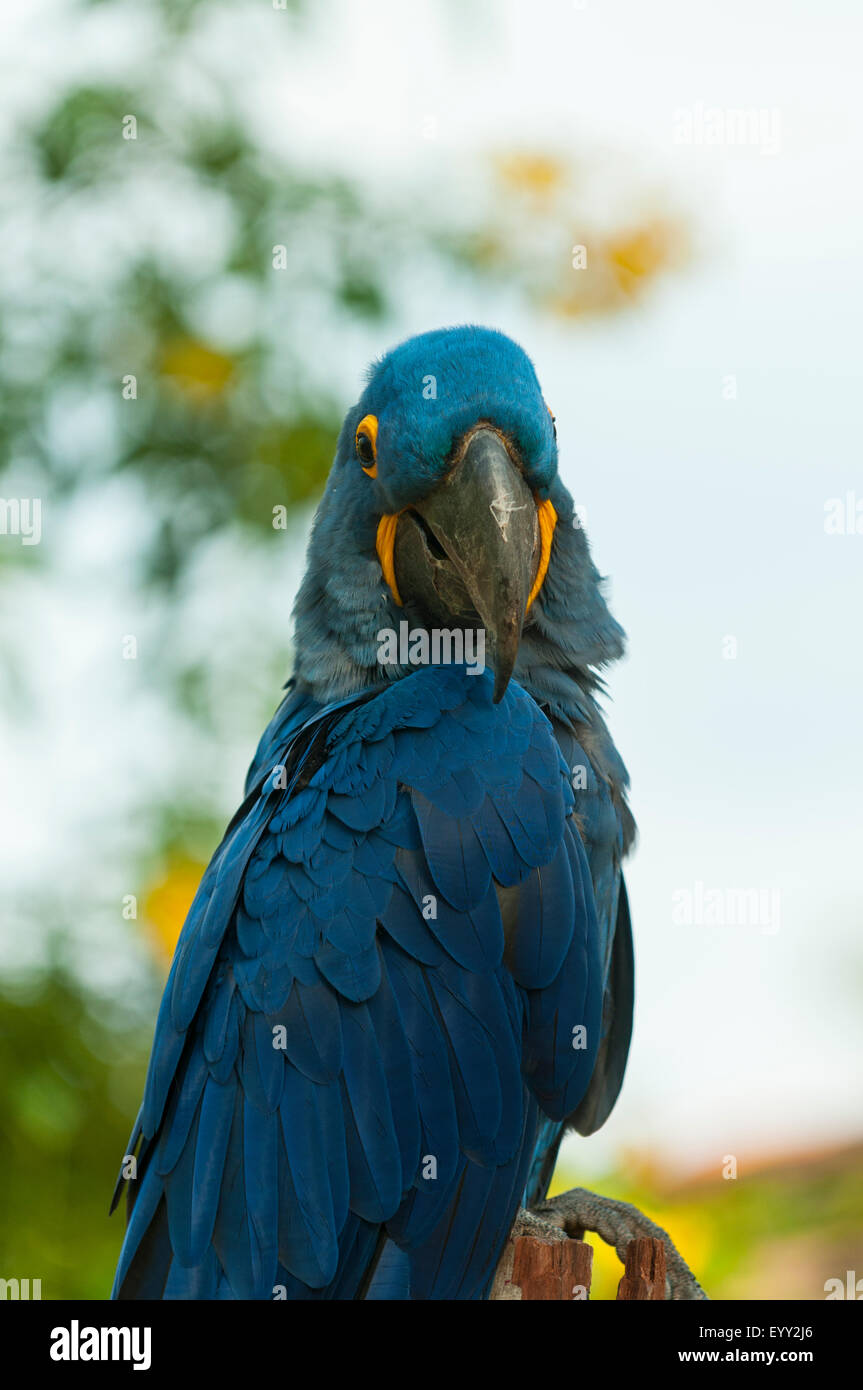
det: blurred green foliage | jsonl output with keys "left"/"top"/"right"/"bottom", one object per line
{"left": 0, "top": 969, "right": 157, "bottom": 1298}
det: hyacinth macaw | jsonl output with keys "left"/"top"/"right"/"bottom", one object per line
{"left": 112, "top": 324, "right": 635, "bottom": 1300}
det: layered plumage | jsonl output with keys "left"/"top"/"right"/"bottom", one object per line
{"left": 112, "top": 325, "right": 635, "bottom": 1300}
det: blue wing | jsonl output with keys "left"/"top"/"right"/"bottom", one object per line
{"left": 112, "top": 665, "right": 604, "bottom": 1299}
{"left": 523, "top": 718, "right": 635, "bottom": 1208}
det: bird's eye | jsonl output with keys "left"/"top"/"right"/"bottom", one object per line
{"left": 355, "top": 414, "right": 378, "bottom": 475}
{"left": 546, "top": 403, "right": 557, "bottom": 440}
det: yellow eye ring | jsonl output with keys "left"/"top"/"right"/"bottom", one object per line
{"left": 356, "top": 414, "right": 378, "bottom": 476}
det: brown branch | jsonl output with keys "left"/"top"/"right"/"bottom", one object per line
{"left": 490, "top": 1208, "right": 592, "bottom": 1300}
{"left": 616, "top": 1236, "right": 666, "bottom": 1300}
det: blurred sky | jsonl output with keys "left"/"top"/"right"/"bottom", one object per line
{"left": 2, "top": 0, "right": 862, "bottom": 1173}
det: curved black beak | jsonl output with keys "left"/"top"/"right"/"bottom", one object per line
{"left": 393, "top": 428, "right": 540, "bottom": 702}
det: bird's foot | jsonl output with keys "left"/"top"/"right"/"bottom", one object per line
{"left": 529, "top": 1186, "right": 708, "bottom": 1300}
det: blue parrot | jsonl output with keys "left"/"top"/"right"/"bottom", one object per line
{"left": 111, "top": 324, "right": 635, "bottom": 1300}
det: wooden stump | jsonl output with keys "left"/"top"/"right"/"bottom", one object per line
{"left": 616, "top": 1236, "right": 666, "bottom": 1300}
{"left": 491, "top": 1231, "right": 593, "bottom": 1300}
{"left": 491, "top": 1208, "right": 674, "bottom": 1302}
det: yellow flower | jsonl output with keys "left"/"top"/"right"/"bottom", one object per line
{"left": 493, "top": 152, "right": 567, "bottom": 199}
{"left": 160, "top": 338, "right": 234, "bottom": 399}
{"left": 606, "top": 218, "right": 683, "bottom": 291}
{"left": 142, "top": 856, "right": 205, "bottom": 966}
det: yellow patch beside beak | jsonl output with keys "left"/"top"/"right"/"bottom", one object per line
{"left": 376, "top": 513, "right": 403, "bottom": 605}
{"left": 376, "top": 497, "right": 557, "bottom": 613}
{"left": 526, "top": 498, "right": 557, "bottom": 611}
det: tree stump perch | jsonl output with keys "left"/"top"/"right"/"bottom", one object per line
{"left": 616, "top": 1236, "right": 666, "bottom": 1300}
{"left": 492, "top": 1230, "right": 666, "bottom": 1300}
{"left": 508, "top": 1232, "right": 594, "bottom": 1300}
{"left": 490, "top": 1194, "right": 696, "bottom": 1300}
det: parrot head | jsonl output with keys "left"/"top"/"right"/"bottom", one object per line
{"left": 293, "top": 325, "right": 622, "bottom": 705}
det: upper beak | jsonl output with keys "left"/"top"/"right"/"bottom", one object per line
{"left": 393, "top": 428, "right": 540, "bottom": 702}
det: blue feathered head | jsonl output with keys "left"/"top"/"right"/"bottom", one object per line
{"left": 292, "top": 325, "right": 625, "bottom": 711}
{"left": 349, "top": 325, "right": 558, "bottom": 512}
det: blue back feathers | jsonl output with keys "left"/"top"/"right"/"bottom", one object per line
{"left": 113, "top": 667, "right": 603, "bottom": 1299}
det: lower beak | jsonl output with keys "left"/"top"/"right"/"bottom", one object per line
{"left": 393, "top": 428, "right": 540, "bottom": 702}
